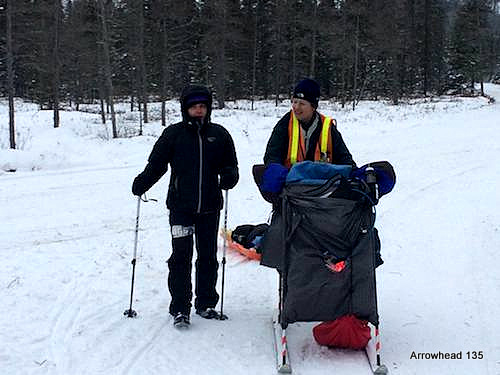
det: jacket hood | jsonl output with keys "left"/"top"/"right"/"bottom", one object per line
{"left": 180, "top": 85, "right": 213, "bottom": 125}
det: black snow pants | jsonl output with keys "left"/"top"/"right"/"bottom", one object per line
{"left": 168, "top": 210, "right": 220, "bottom": 316}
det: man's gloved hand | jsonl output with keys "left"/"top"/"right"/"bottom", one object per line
{"left": 262, "top": 163, "right": 288, "bottom": 193}
{"left": 132, "top": 175, "right": 148, "bottom": 196}
{"left": 219, "top": 166, "right": 239, "bottom": 190}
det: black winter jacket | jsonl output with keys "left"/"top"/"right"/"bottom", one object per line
{"left": 133, "top": 87, "right": 238, "bottom": 213}
{"left": 264, "top": 111, "right": 355, "bottom": 167}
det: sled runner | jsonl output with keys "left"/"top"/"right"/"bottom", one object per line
{"left": 258, "top": 161, "right": 394, "bottom": 374}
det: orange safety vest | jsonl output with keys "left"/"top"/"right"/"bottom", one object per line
{"left": 285, "top": 111, "right": 335, "bottom": 168}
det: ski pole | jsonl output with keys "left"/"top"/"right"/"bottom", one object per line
{"left": 124, "top": 196, "right": 141, "bottom": 318}
{"left": 218, "top": 189, "right": 229, "bottom": 320}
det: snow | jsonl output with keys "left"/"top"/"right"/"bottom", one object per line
{"left": 1, "top": 85, "right": 500, "bottom": 375}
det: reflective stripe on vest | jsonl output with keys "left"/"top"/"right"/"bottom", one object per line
{"left": 287, "top": 112, "right": 333, "bottom": 167}
{"left": 320, "top": 116, "right": 331, "bottom": 156}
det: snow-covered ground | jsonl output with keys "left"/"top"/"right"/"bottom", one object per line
{"left": 1, "top": 85, "right": 500, "bottom": 375}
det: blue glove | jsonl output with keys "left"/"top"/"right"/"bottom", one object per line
{"left": 262, "top": 163, "right": 288, "bottom": 193}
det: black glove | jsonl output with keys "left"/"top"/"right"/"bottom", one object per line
{"left": 219, "top": 167, "right": 238, "bottom": 190}
{"left": 132, "top": 175, "right": 148, "bottom": 196}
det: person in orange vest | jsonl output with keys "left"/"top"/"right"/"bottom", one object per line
{"left": 264, "top": 78, "right": 355, "bottom": 168}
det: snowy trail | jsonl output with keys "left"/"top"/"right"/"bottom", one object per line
{"left": 2, "top": 86, "right": 500, "bottom": 374}
{"left": 374, "top": 86, "right": 500, "bottom": 375}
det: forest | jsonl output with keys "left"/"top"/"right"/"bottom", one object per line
{"left": 1, "top": 0, "right": 499, "bottom": 140}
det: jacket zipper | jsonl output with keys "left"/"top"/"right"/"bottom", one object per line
{"left": 197, "top": 128, "right": 203, "bottom": 213}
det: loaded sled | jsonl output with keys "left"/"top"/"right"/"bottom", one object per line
{"left": 253, "top": 161, "right": 395, "bottom": 374}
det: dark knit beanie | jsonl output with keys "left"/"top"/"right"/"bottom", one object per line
{"left": 181, "top": 85, "right": 211, "bottom": 110}
{"left": 185, "top": 93, "right": 210, "bottom": 109}
{"left": 292, "top": 78, "right": 320, "bottom": 108}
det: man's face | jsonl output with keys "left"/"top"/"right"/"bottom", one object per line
{"left": 187, "top": 103, "right": 208, "bottom": 120}
{"left": 291, "top": 98, "right": 315, "bottom": 123}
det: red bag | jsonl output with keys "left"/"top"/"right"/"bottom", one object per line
{"left": 313, "top": 315, "right": 371, "bottom": 350}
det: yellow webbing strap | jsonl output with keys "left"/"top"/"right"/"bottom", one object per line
{"left": 290, "top": 112, "right": 300, "bottom": 165}
{"left": 320, "top": 116, "right": 331, "bottom": 154}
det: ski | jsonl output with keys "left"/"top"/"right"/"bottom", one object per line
{"left": 272, "top": 309, "right": 292, "bottom": 373}
{"left": 364, "top": 325, "right": 389, "bottom": 374}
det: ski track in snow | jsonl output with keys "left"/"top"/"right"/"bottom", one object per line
{"left": 118, "top": 320, "right": 170, "bottom": 375}
{"left": 2, "top": 86, "right": 500, "bottom": 375}
{"left": 49, "top": 280, "right": 86, "bottom": 375}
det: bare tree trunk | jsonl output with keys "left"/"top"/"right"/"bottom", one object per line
{"left": 138, "top": 0, "right": 148, "bottom": 123}
{"left": 352, "top": 14, "right": 359, "bottom": 111}
{"left": 423, "top": 0, "right": 430, "bottom": 95}
{"left": 100, "top": 97, "right": 106, "bottom": 124}
{"left": 291, "top": 8, "right": 298, "bottom": 85}
{"left": 274, "top": 1, "right": 282, "bottom": 107}
{"left": 391, "top": 56, "right": 400, "bottom": 105}
{"left": 99, "top": 82, "right": 106, "bottom": 124}
{"left": 6, "top": 0, "right": 16, "bottom": 149}
{"left": 98, "top": 0, "right": 117, "bottom": 138}
{"left": 340, "top": 7, "right": 348, "bottom": 109}
{"left": 309, "top": 0, "right": 318, "bottom": 77}
{"left": 251, "top": 7, "right": 258, "bottom": 111}
{"left": 75, "top": 80, "right": 80, "bottom": 111}
{"left": 138, "top": 106, "right": 143, "bottom": 136}
{"left": 213, "top": 0, "right": 227, "bottom": 109}
{"left": 53, "top": 0, "right": 61, "bottom": 128}
{"left": 161, "top": 17, "right": 168, "bottom": 126}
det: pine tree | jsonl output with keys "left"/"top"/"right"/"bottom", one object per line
{"left": 449, "top": 0, "right": 495, "bottom": 90}
{"left": 3, "top": 0, "right": 16, "bottom": 148}
{"left": 61, "top": 0, "right": 101, "bottom": 109}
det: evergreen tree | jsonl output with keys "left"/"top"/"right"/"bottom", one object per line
{"left": 2, "top": 0, "right": 498, "bottom": 116}
{"left": 61, "top": 0, "right": 101, "bottom": 108}
{"left": 449, "top": 0, "right": 495, "bottom": 89}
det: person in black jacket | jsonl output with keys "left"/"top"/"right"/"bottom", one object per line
{"left": 132, "top": 85, "right": 238, "bottom": 328}
{"left": 264, "top": 78, "right": 355, "bottom": 168}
